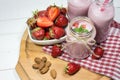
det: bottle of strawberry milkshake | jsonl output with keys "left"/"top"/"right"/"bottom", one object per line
{"left": 88, "top": 0, "right": 115, "bottom": 43}
{"left": 67, "top": 0, "right": 92, "bottom": 21}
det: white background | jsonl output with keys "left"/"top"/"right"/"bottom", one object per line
{"left": 0, "top": 0, "right": 120, "bottom": 80}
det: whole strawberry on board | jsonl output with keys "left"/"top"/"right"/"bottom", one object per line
{"left": 65, "top": 62, "right": 81, "bottom": 75}
{"left": 92, "top": 46, "right": 104, "bottom": 59}
{"left": 51, "top": 45, "right": 62, "bottom": 58}
{"left": 31, "top": 27, "right": 45, "bottom": 40}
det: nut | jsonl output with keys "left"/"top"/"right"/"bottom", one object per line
{"left": 39, "top": 61, "right": 45, "bottom": 70}
{"left": 34, "top": 57, "right": 41, "bottom": 64}
{"left": 41, "top": 57, "right": 47, "bottom": 62}
{"left": 45, "top": 61, "right": 51, "bottom": 67}
{"left": 40, "top": 66, "right": 49, "bottom": 74}
{"left": 32, "top": 64, "right": 39, "bottom": 69}
{"left": 50, "top": 69, "right": 57, "bottom": 79}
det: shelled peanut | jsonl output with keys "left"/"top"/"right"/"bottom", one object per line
{"left": 32, "top": 57, "right": 51, "bottom": 74}
{"left": 32, "top": 56, "right": 57, "bottom": 79}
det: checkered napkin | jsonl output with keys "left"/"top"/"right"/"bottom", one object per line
{"left": 43, "top": 20, "right": 120, "bottom": 80}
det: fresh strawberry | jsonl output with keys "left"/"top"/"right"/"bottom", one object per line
{"left": 92, "top": 46, "right": 104, "bottom": 59}
{"left": 60, "top": 7, "right": 67, "bottom": 15}
{"left": 49, "top": 26, "right": 65, "bottom": 39}
{"left": 47, "top": 5, "right": 60, "bottom": 21}
{"left": 51, "top": 45, "right": 62, "bottom": 58}
{"left": 44, "top": 32, "right": 51, "bottom": 40}
{"left": 38, "top": 10, "right": 47, "bottom": 17}
{"left": 37, "top": 16, "right": 53, "bottom": 28}
{"left": 55, "top": 14, "right": 68, "bottom": 27}
{"left": 65, "top": 62, "right": 80, "bottom": 75}
{"left": 33, "top": 10, "right": 47, "bottom": 18}
{"left": 31, "top": 27, "right": 45, "bottom": 40}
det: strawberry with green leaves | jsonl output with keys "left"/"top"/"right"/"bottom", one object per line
{"left": 49, "top": 26, "right": 65, "bottom": 39}
{"left": 65, "top": 62, "right": 80, "bottom": 75}
{"left": 51, "top": 45, "right": 62, "bottom": 58}
{"left": 31, "top": 27, "right": 45, "bottom": 40}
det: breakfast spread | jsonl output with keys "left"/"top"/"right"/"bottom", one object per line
{"left": 20, "top": 0, "right": 120, "bottom": 80}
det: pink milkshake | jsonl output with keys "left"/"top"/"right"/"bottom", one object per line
{"left": 67, "top": 0, "right": 92, "bottom": 21}
{"left": 63, "top": 17, "right": 96, "bottom": 59}
{"left": 88, "top": 0, "right": 114, "bottom": 43}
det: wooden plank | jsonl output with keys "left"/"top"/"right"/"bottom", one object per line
{"left": 15, "top": 29, "right": 111, "bottom": 80}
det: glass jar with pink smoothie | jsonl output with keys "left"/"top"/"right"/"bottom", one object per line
{"left": 63, "top": 17, "right": 96, "bottom": 59}
{"left": 88, "top": 0, "right": 115, "bottom": 43}
{"left": 67, "top": 0, "right": 92, "bottom": 21}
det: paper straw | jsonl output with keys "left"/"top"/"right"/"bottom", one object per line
{"left": 100, "top": 0, "right": 109, "bottom": 11}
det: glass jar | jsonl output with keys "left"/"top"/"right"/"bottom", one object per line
{"left": 88, "top": 0, "right": 115, "bottom": 43}
{"left": 63, "top": 17, "right": 96, "bottom": 59}
{"left": 67, "top": 0, "right": 92, "bottom": 21}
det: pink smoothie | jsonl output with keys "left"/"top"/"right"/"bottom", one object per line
{"left": 67, "top": 0, "right": 92, "bottom": 21}
{"left": 64, "top": 17, "right": 96, "bottom": 59}
{"left": 88, "top": 0, "right": 114, "bottom": 43}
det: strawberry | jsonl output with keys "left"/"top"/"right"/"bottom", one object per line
{"left": 31, "top": 27, "right": 45, "bottom": 40}
{"left": 33, "top": 10, "right": 47, "bottom": 18}
{"left": 44, "top": 32, "right": 51, "bottom": 40}
{"left": 47, "top": 5, "right": 60, "bottom": 21}
{"left": 92, "top": 46, "right": 104, "bottom": 59}
{"left": 38, "top": 10, "right": 47, "bottom": 17}
{"left": 65, "top": 62, "right": 80, "bottom": 75}
{"left": 55, "top": 14, "right": 68, "bottom": 27}
{"left": 51, "top": 45, "right": 62, "bottom": 58}
{"left": 49, "top": 26, "right": 65, "bottom": 39}
{"left": 37, "top": 16, "right": 53, "bottom": 28}
{"left": 60, "top": 7, "right": 67, "bottom": 15}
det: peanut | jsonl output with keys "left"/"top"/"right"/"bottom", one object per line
{"left": 41, "top": 57, "right": 47, "bottom": 62}
{"left": 45, "top": 61, "right": 51, "bottom": 67}
{"left": 39, "top": 61, "right": 45, "bottom": 70}
{"left": 32, "top": 64, "right": 39, "bottom": 69}
{"left": 34, "top": 57, "right": 41, "bottom": 64}
{"left": 40, "top": 66, "right": 49, "bottom": 74}
{"left": 50, "top": 69, "right": 57, "bottom": 79}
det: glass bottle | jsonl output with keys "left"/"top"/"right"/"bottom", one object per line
{"left": 63, "top": 17, "right": 96, "bottom": 59}
{"left": 88, "top": 0, "right": 115, "bottom": 43}
{"left": 67, "top": 0, "right": 92, "bottom": 21}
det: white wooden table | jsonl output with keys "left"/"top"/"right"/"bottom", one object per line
{"left": 0, "top": 0, "right": 120, "bottom": 80}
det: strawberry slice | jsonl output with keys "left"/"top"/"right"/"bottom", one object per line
{"left": 65, "top": 62, "right": 80, "bottom": 75}
{"left": 47, "top": 5, "right": 60, "bottom": 21}
{"left": 37, "top": 16, "right": 53, "bottom": 28}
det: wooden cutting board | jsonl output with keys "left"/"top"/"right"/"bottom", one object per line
{"left": 15, "top": 29, "right": 111, "bottom": 80}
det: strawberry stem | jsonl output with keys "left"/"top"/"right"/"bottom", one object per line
{"left": 32, "top": 9, "right": 39, "bottom": 17}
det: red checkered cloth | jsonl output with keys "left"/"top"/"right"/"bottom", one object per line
{"left": 43, "top": 20, "right": 120, "bottom": 80}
